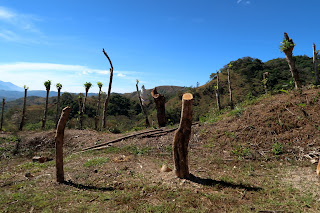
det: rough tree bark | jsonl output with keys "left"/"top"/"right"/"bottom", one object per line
{"left": 102, "top": 49, "right": 114, "bottom": 129}
{"left": 80, "top": 86, "right": 90, "bottom": 129}
{"left": 55, "top": 106, "right": 71, "bottom": 183}
{"left": 42, "top": 89, "right": 50, "bottom": 129}
{"left": 263, "top": 72, "right": 269, "bottom": 94}
{"left": 78, "top": 95, "right": 83, "bottom": 129}
{"left": 136, "top": 82, "right": 150, "bottom": 127}
{"left": 95, "top": 86, "right": 102, "bottom": 130}
{"left": 19, "top": 88, "right": 28, "bottom": 131}
{"left": 173, "top": 93, "right": 193, "bottom": 179}
{"left": 227, "top": 67, "right": 234, "bottom": 109}
{"left": 151, "top": 87, "right": 166, "bottom": 127}
{"left": 215, "top": 71, "right": 221, "bottom": 110}
{"left": 313, "top": 43, "right": 319, "bottom": 85}
{"left": 283, "top": 32, "right": 301, "bottom": 89}
{"left": 55, "top": 87, "right": 61, "bottom": 127}
{"left": 0, "top": 98, "right": 5, "bottom": 130}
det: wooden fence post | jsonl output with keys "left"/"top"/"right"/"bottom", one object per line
{"left": 173, "top": 93, "right": 193, "bottom": 179}
{"left": 151, "top": 87, "right": 166, "bottom": 127}
{"left": 55, "top": 106, "right": 71, "bottom": 183}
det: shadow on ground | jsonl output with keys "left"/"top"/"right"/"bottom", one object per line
{"left": 63, "top": 180, "right": 114, "bottom": 191}
{"left": 187, "top": 174, "right": 262, "bottom": 191}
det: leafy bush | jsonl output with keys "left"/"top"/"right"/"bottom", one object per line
{"left": 280, "top": 38, "right": 295, "bottom": 53}
{"left": 272, "top": 142, "right": 283, "bottom": 155}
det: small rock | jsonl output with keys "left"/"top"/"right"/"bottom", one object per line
{"left": 32, "top": 156, "right": 47, "bottom": 163}
{"left": 160, "top": 165, "right": 172, "bottom": 172}
{"left": 25, "top": 172, "right": 34, "bottom": 178}
{"left": 311, "top": 159, "right": 318, "bottom": 164}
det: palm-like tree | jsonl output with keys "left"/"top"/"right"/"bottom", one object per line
{"left": 95, "top": 82, "right": 103, "bottom": 130}
{"left": 80, "top": 82, "right": 92, "bottom": 129}
{"left": 55, "top": 83, "right": 63, "bottom": 126}
{"left": 19, "top": 85, "right": 29, "bottom": 130}
{"left": 42, "top": 80, "right": 51, "bottom": 129}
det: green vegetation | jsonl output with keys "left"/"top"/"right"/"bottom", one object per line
{"left": 83, "top": 157, "right": 109, "bottom": 167}
{"left": 280, "top": 38, "right": 296, "bottom": 52}
{"left": 272, "top": 142, "right": 283, "bottom": 155}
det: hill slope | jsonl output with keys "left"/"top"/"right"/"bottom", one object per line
{"left": 1, "top": 87, "right": 320, "bottom": 212}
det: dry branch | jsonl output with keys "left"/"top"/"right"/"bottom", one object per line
{"left": 102, "top": 48, "right": 114, "bottom": 129}
{"left": 136, "top": 82, "right": 150, "bottom": 127}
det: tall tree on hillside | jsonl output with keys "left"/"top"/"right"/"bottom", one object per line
{"left": 227, "top": 64, "right": 234, "bottom": 109}
{"left": 42, "top": 80, "right": 51, "bottom": 129}
{"left": 55, "top": 83, "right": 63, "bottom": 127}
{"left": 313, "top": 43, "right": 319, "bottom": 85}
{"left": 136, "top": 80, "right": 150, "bottom": 127}
{"left": 0, "top": 98, "right": 5, "bottom": 131}
{"left": 80, "top": 82, "right": 92, "bottom": 129}
{"left": 215, "top": 71, "right": 221, "bottom": 110}
{"left": 280, "top": 32, "right": 301, "bottom": 89}
{"left": 19, "top": 85, "right": 28, "bottom": 131}
{"left": 95, "top": 81, "right": 103, "bottom": 130}
{"left": 102, "top": 49, "right": 114, "bottom": 129}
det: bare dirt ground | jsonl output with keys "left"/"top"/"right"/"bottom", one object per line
{"left": 1, "top": 88, "right": 320, "bottom": 212}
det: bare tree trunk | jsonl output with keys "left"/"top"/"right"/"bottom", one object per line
{"left": 78, "top": 95, "right": 83, "bottom": 129}
{"left": 95, "top": 87, "right": 102, "bottom": 130}
{"left": 19, "top": 89, "right": 27, "bottom": 131}
{"left": 42, "top": 89, "right": 49, "bottom": 129}
{"left": 0, "top": 98, "right": 5, "bottom": 130}
{"left": 263, "top": 72, "right": 269, "bottom": 94}
{"left": 173, "top": 93, "right": 193, "bottom": 179}
{"left": 55, "top": 88, "right": 61, "bottom": 127}
{"left": 227, "top": 68, "right": 234, "bottom": 109}
{"left": 136, "top": 83, "right": 150, "bottom": 127}
{"left": 55, "top": 106, "right": 71, "bottom": 183}
{"left": 151, "top": 87, "right": 166, "bottom": 127}
{"left": 313, "top": 43, "right": 319, "bottom": 85}
{"left": 80, "top": 89, "right": 88, "bottom": 129}
{"left": 102, "top": 49, "right": 114, "bottom": 129}
{"left": 283, "top": 32, "right": 301, "bottom": 89}
{"left": 215, "top": 72, "right": 221, "bottom": 110}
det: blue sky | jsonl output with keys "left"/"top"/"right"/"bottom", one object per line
{"left": 0, "top": 0, "right": 319, "bottom": 93}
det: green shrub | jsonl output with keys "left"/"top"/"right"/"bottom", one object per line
{"left": 272, "top": 142, "right": 283, "bottom": 155}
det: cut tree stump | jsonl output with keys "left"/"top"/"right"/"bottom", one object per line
{"left": 151, "top": 87, "right": 166, "bottom": 127}
{"left": 55, "top": 106, "right": 71, "bottom": 183}
{"left": 173, "top": 93, "right": 193, "bottom": 179}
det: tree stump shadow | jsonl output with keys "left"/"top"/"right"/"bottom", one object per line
{"left": 187, "top": 173, "right": 262, "bottom": 191}
{"left": 63, "top": 180, "right": 114, "bottom": 191}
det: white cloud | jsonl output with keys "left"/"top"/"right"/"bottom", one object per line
{"left": 0, "top": 6, "right": 15, "bottom": 20}
{"left": 117, "top": 73, "right": 126, "bottom": 78}
{"left": 0, "top": 62, "right": 142, "bottom": 93}
{"left": 0, "top": 6, "right": 43, "bottom": 43}
{"left": 237, "top": 0, "right": 251, "bottom": 4}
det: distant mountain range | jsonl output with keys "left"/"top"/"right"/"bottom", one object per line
{"left": 0, "top": 81, "right": 99, "bottom": 101}
{"left": 0, "top": 81, "right": 24, "bottom": 92}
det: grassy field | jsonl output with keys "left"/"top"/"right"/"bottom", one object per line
{"left": 2, "top": 88, "right": 320, "bottom": 212}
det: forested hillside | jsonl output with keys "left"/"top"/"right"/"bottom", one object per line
{"left": 0, "top": 55, "right": 317, "bottom": 132}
